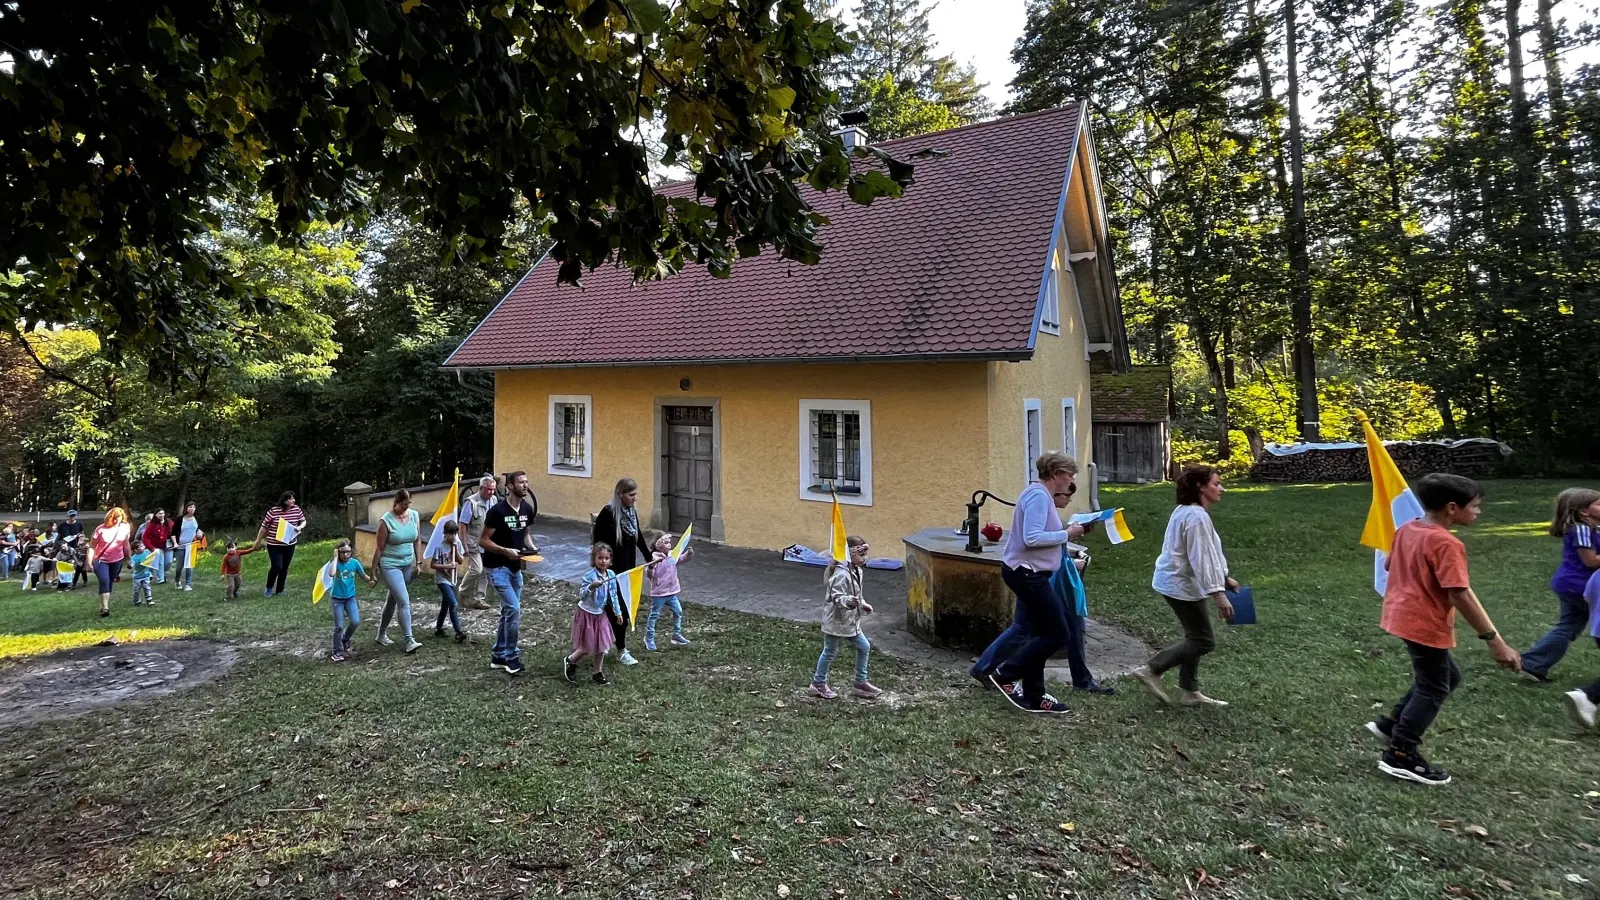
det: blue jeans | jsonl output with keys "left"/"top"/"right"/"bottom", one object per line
{"left": 973, "top": 599, "right": 1096, "bottom": 690}
{"left": 994, "top": 565, "right": 1070, "bottom": 704}
{"left": 1, "top": 550, "right": 12, "bottom": 580}
{"left": 435, "top": 581, "right": 463, "bottom": 635}
{"left": 378, "top": 565, "right": 415, "bottom": 641}
{"left": 814, "top": 632, "right": 871, "bottom": 685}
{"left": 646, "top": 594, "right": 684, "bottom": 641}
{"left": 1521, "top": 590, "right": 1591, "bottom": 676}
{"left": 490, "top": 567, "right": 524, "bottom": 661}
{"left": 178, "top": 545, "right": 194, "bottom": 588}
{"left": 132, "top": 578, "right": 152, "bottom": 605}
{"left": 331, "top": 595, "right": 360, "bottom": 654}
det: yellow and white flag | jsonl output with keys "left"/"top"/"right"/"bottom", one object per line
{"left": 422, "top": 468, "right": 462, "bottom": 561}
{"left": 619, "top": 564, "right": 648, "bottom": 629}
{"left": 311, "top": 557, "right": 336, "bottom": 605}
{"left": 670, "top": 525, "right": 692, "bottom": 561}
{"left": 1358, "top": 410, "right": 1425, "bottom": 595}
{"left": 1068, "top": 508, "right": 1135, "bottom": 544}
{"left": 829, "top": 493, "right": 848, "bottom": 563}
{"left": 55, "top": 559, "right": 75, "bottom": 577}
{"left": 183, "top": 540, "right": 202, "bottom": 570}
{"left": 273, "top": 517, "right": 300, "bottom": 544}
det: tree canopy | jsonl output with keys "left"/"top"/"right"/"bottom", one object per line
{"left": 1, "top": 0, "right": 915, "bottom": 383}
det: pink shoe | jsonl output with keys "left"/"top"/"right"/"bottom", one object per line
{"left": 851, "top": 681, "right": 883, "bottom": 699}
{"left": 808, "top": 682, "right": 838, "bottom": 700}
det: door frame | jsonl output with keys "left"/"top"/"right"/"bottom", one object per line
{"left": 652, "top": 397, "right": 725, "bottom": 541}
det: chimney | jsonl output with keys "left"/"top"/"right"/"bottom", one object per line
{"left": 835, "top": 125, "right": 868, "bottom": 151}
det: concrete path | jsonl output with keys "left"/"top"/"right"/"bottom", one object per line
{"left": 529, "top": 517, "right": 1152, "bottom": 684}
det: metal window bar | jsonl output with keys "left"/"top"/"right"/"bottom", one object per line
{"left": 558, "top": 404, "right": 585, "bottom": 466}
{"left": 810, "top": 410, "right": 861, "bottom": 491}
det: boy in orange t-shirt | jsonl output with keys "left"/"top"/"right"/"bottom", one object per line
{"left": 1369, "top": 474, "right": 1521, "bottom": 786}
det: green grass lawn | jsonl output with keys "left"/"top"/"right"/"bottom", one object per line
{"left": 2, "top": 481, "right": 1599, "bottom": 899}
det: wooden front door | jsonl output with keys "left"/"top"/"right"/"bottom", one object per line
{"left": 664, "top": 406, "right": 715, "bottom": 534}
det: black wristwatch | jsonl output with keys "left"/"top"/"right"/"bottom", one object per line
{"left": 1478, "top": 630, "right": 1497, "bottom": 641}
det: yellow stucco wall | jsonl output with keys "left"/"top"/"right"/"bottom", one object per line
{"left": 494, "top": 362, "right": 991, "bottom": 556}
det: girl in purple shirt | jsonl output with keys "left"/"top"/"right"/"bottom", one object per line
{"left": 1520, "top": 488, "right": 1600, "bottom": 682}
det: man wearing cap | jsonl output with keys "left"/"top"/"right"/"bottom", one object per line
{"left": 57, "top": 510, "right": 84, "bottom": 546}
{"left": 457, "top": 475, "right": 499, "bottom": 610}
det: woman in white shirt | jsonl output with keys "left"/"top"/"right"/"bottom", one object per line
{"left": 1131, "top": 465, "right": 1239, "bottom": 707}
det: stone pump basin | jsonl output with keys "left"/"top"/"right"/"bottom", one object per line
{"left": 902, "top": 527, "right": 1016, "bottom": 654}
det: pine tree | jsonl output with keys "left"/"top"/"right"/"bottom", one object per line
{"left": 843, "top": 0, "right": 991, "bottom": 133}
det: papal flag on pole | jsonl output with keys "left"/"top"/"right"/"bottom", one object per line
{"left": 311, "top": 556, "right": 336, "bottom": 605}
{"left": 55, "top": 559, "right": 75, "bottom": 577}
{"left": 619, "top": 564, "right": 648, "bottom": 629}
{"left": 1068, "top": 508, "right": 1136, "bottom": 544}
{"left": 273, "top": 516, "right": 300, "bottom": 544}
{"left": 422, "top": 468, "right": 462, "bottom": 561}
{"left": 1358, "top": 410, "right": 1425, "bottom": 595}
{"left": 830, "top": 492, "right": 849, "bottom": 563}
{"left": 183, "top": 540, "right": 202, "bottom": 571}
{"left": 670, "top": 525, "right": 692, "bottom": 561}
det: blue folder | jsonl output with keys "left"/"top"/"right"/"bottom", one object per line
{"left": 1226, "top": 586, "right": 1256, "bottom": 626}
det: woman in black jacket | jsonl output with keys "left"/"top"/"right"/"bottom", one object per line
{"left": 593, "top": 477, "right": 651, "bottom": 666}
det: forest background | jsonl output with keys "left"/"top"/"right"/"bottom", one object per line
{"left": 3, "top": 0, "right": 1597, "bottom": 524}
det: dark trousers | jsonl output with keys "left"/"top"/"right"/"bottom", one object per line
{"left": 994, "top": 565, "right": 1070, "bottom": 704}
{"left": 1385, "top": 640, "right": 1461, "bottom": 752}
{"left": 1148, "top": 596, "right": 1216, "bottom": 691}
{"left": 973, "top": 599, "right": 1096, "bottom": 689}
{"left": 265, "top": 544, "right": 296, "bottom": 595}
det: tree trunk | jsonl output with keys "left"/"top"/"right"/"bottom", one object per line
{"left": 1284, "top": 0, "right": 1319, "bottom": 441}
{"left": 1535, "top": 0, "right": 1582, "bottom": 250}
{"left": 1199, "top": 328, "right": 1231, "bottom": 460}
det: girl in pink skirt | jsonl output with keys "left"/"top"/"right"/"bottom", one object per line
{"left": 566, "top": 543, "right": 620, "bottom": 685}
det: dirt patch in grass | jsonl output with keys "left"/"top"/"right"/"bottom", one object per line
{"left": 0, "top": 639, "right": 240, "bottom": 732}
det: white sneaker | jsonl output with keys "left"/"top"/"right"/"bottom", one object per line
{"left": 1566, "top": 689, "right": 1598, "bottom": 729}
{"left": 1179, "top": 690, "right": 1229, "bottom": 707}
{"left": 1130, "top": 666, "right": 1171, "bottom": 705}
{"left": 405, "top": 639, "right": 422, "bottom": 654}
{"left": 183, "top": 585, "right": 193, "bottom": 592}
{"left": 619, "top": 650, "right": 639, "bottom": 666}
{"left": 376, "top": 634, "right": 394, "bottom": 647}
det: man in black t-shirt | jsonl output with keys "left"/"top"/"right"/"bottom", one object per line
{"left": 479, "top": 471, "right": 539, "bottom": 676}
{"left": 57, "top": 510, "right": 84, "bottom": 545}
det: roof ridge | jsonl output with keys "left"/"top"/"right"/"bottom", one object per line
{"left": 647, "top": 103, "right": 1084, "bottom": 193}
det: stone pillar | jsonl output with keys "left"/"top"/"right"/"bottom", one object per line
{"left": 343, "top": 482, "right": 373, "bottom": 540}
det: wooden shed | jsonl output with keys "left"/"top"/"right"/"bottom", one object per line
{"left": 1091, "top": 366, "right": 1172, "bottom": 483}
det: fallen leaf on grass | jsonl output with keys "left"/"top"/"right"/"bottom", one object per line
{"left": 821, "top": 836, "right": 848, "bottom": 846}
{"left": 1444, "top": 886, "right": 1478, "bottom": 898}
{"left": 384, "top": 879, "right": 402, "bottom": 890}
{"left": 778, "top": 886, "right": 791, "bottom": 898}
{"left": 1494, "top": 880, "right": 1515, "bottom": 893}
{"left": 1568, "top": 874, "right": 1590, "bottom": 884}
{"left": 1058, "top": 822, "right": 1076, "bottom": 833}
{"left": 635, "top": 751, "right": 654, "bottom": 763}
{"left": 1170, "top": 743, "right": 1190, "bottom": 762}
{"left": 852, "top": 819, "right": 868, "bottom": 829}
{"left": 1463, "top": 825, "right": 1488, "bottom": 839}
{"left": 1237, "top": 843, "right": 1270, "bottom": 858}
{"left": 255, "top": 874, "right": 271, "bottom": 887}
{"left": 775, "top": 700, "right": 788, "bottom": 709}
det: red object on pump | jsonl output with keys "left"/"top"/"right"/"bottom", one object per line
{"left": 981, "top": 522, "right": 1003, "bottom": 543}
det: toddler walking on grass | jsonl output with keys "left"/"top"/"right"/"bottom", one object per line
{"left": 565, "top": 543, "right": 619, "bottom": 686}
{"left": 644, "top": 532, "right": 692, "bottom": 651}
{"left": 329, "top": 540, "right": 376, "bottom": 662}
{"left": 431, "top": 520, "right": 469, "bottom": 643}
{"left": 1367, "top": 474, "right": 1520, "bottom": 786}
{"left": 130, "top": 541, "right": 155, "bottom": 606}
{"left": 808, "top": 535, "right": 882, "bottom": 701}
{"left": 219, "top": 540, "right": 256, "bottom": 601}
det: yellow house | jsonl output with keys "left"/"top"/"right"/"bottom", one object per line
{"left": 445, "top": 104, "right": 1129, "bottom": 556}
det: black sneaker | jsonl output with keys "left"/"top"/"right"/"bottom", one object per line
{"left": 969, "top": 666, "right": 993, "bottom": 688}
{"left": 563, "top": 658, "right": 578, "bottom": 683}
{"left": 592, "top": 672, "right": 610, "bottom": 686}
{"left": 1378, "top": 748, "right": 1450, "bottom": 785}
{"left": 1027, "top": 695, "right": 1072, "bottom": 715}
{"left": 1364, "top": 718, "right": 1394, "bottom": 743}
{"left": 1520, "top": 669, "right": 1552, "bottom": 684}
{"left": 433, "top": 627, "right": 447, "bottom": 638}
{"left": 989, "top": 674, "right": 1029, "bottom": 711}
{"left": 503, "top": 658, "right": 526, "bottom": 676}
{"left": 1075, "top": 681, "right": 1116, "bottom": 696}
{"left": 490, "top": 656, "right": 510, "bottom": 672}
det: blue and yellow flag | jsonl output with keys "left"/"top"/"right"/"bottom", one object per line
{"left": 1068, "top": 508, "right": 1136, "bottom": 544}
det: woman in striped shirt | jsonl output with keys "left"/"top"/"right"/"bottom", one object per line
{"left": 253, "top": 491, "right": 307, "bottom": 597}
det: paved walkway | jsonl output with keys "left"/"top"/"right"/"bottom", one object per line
{"left": 529, "top": 518, "right": 1151, "bottom": 684}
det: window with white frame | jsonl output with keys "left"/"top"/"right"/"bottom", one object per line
{"left": 547, "top": 394, "right": 592, "bottom": 477}
{"left": 1062, "top": 398, "right": 1078, "bottom": 461}
{"left": 1024, "top": 399, "right": 1043, "bottom": 484}
{"left": 798, "top": 399, "right": 873, "bottom": 506}
{"left": 1040, "top": 254, "right": 1062, "bottom": 335}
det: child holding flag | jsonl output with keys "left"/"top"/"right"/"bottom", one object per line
{"left": 130, "top": 540, "right": 156, "bottom": 606}
{"left": 644, "top": 531, "right": 693, "bottom": 651}
{"left": 1518, "top": 488, "right": 1600, "bottom": 682}
{"left": 430, "top": 520, "right": 470, "bottom": 643}
{"left": 327, "top": 540, "right": 376, "bottom": 662}
{"left": 565, "top": 543, "right": 619, "bottom": 685}
{"left": 219, "top": 540, "right": 256, "bottom": 600}
{"left": 808, "top": 535, "right": 882, "bottom": 700}
{"left": 1368, "top": 474, "right": 1521, "bottom": 785}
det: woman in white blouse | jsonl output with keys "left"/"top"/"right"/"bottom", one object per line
{"left": 1131, "top": 465, "right": 1239, "bottom": 707}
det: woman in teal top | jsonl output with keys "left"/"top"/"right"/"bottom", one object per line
{"left": 372, "top": 489, "right": 423, "bottom": 653}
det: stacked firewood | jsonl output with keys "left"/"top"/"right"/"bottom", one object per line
{"left": 1250, "top": 439, "right": 1511, "bottom": 483}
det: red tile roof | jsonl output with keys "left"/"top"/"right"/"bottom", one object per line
{"left": 446, "top": 104, "right": 1085, "bottom": 368}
